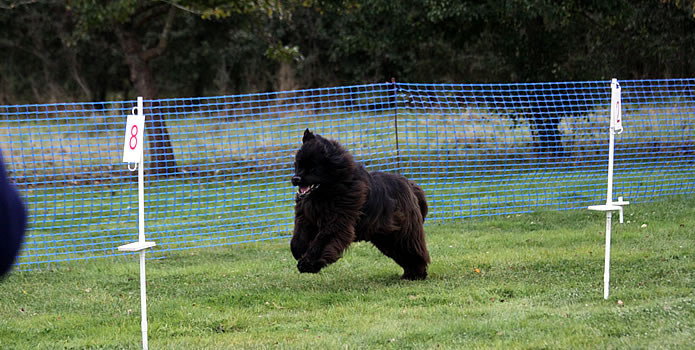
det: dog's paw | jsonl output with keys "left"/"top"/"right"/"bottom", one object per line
{"left": 297, "top": 258, "right": 323, "bottom": 274}
{"left": 401, "top": 268, "right": 427, "bottom": 281}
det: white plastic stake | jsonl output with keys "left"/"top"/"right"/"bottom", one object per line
{"left": 118, "top": 97, "right": 156, "bottom": 350}
{"left": 588, "top": 79, "right": 629, "bottom": 300}
{"left": 611, "top": 79, "right": 623, "bottom": 133}
{"left": 603, "top": 211, "right": 612, "bottom": 299}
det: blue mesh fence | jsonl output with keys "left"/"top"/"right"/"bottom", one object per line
{"left": 398, "top": 79, "right": 695, "bottom": 220}
{"left": 1, "top": 79, "right": 693, "bottom": 270}
{"left": 395, "top": 79, "right": 695, "bottom": 220}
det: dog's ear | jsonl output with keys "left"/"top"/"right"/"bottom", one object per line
{"left": 302, "top": 128, "right": 315, "bottom": 143}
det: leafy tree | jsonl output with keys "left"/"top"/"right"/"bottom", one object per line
{"left": 63, "top": 0, "right": 301, "bottom": 175}
{"left": 2, "top": 0, "right": 694, "bottom": 102}
{"left": 0, "top": 1, "right": 126, "bottom": 103}
{"left": 66, "top": 0, "right": 182, "bottom": 175}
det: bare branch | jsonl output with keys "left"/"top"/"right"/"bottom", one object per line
{"left": 0, "top": 0, "right": 40, "bottom": 9}
{"left": 0, "top": 38, "right": 50, "bottom": 62}
{"left": 156, "top": 0, "right": 202, "bottom": 16}
{"left": 142, "top": 5, "right": 176, "bottom": 61}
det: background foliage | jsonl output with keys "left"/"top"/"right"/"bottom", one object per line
{"left": 1, "top": 0, "right": 695, "bottom": 104}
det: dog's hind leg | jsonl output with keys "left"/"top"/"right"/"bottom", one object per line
{"left": 371, "top": 230, "right": 430, "bottom": 280}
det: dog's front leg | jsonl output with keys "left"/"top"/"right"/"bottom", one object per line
{"left": 297, "top": 224, "right": 355, "bottom": 274}
{"left": 291, "top": 216, "right": 316, "bottom": 261}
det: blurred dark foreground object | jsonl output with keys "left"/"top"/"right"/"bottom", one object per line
{"left": 0, "top": 152, "right": 26, "bottom": 277}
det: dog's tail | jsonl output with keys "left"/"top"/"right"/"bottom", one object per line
{"left": 410, "top": 182, "right": 428, "bottom": 221}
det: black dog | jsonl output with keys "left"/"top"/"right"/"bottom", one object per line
{"left": 290, "top": 129, "right": 430, "bottom": 280}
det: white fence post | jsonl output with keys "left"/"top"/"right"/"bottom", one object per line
{"left": 118, "top": 96, "right": 156, "bottom": 349}
{"left": 588, "top": 79, "right": 629, "bottom": 300}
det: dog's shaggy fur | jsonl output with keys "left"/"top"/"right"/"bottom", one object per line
{"left": 290, "top": 129, "right": 430, "bottom": 280}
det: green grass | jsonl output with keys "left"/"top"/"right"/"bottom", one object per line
{"left": 1, "top": 197, "right": 693, "bottom": 349}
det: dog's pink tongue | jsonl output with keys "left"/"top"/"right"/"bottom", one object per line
{"left": 299, "top": 186, "right": 309, "bottom": 194}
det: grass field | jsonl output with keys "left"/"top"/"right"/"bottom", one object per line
{"left": 1, "top": 196, "right": 693, "bottom": 349}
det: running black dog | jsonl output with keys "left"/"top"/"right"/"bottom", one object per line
{"left": 290, "top": 129, "right": 430, "bottom": 280}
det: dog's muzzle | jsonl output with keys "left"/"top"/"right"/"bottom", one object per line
{"left": 296, "top": 184, "right": 319, "bottom": 200}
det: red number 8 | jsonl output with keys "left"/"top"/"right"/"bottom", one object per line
{"left": 129, "top": 125, "right": 138, "bottom": 150}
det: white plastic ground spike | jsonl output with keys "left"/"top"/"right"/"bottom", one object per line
{"left": 117, "top": 96, "right": 156, "bottom": 350}
{"left": 588, "top": 79, "right": 629, "bottom": 300}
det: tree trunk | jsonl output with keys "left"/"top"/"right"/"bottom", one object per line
{"left": 116, "top": 25, "right": 178, "bottom": 177}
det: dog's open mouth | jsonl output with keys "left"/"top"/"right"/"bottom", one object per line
{"left": 296, "top": 184, "right": 319, "bottom": 198}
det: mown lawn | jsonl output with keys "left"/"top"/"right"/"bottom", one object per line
{"left": 1, "top": 196, "right": 693, "bottom": 349}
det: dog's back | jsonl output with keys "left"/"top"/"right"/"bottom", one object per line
{"left": 356, "top": 171, "right": 427, "bottom": 236}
